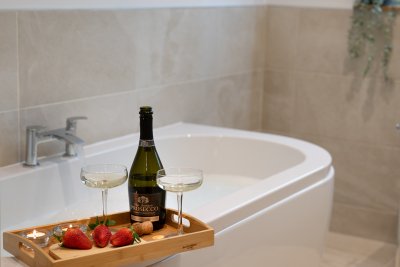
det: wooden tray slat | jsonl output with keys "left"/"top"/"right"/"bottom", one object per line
{"left": 3, "top": 209, "right": 214, "bottom": 267}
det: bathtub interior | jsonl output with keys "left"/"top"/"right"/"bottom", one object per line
{"left": 0, "top": 128, "right": 308, "bottom": 257}
{"left": 157, "top": 136, "right": 306, "bottom": 178}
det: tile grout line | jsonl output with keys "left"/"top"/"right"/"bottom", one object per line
{"left": 288, "top": 7, "right": 301, "bottom": 137}
{"left": 0, "top": 109, "right": 19, "bottom": 115}
{"left": 15, "top": 11, "right": 21, "bottom": 162}
{"left": 20, "top": 68, "right": 265, "bottom": 111}
{"left": 259, "top": 6, "right": 268, "bottom": 132}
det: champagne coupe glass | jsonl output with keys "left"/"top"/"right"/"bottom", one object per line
{"left": 156, "top": 168, "right": 203, "bottom": 235}
{"left": 81, "top": 164, "right": 128, "bottom": 221}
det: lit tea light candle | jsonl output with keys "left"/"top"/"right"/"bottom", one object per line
{"left": 20, "top": 229, "right": 50, "bottom": 248}
{"left": 27, "top": 229, "right": 45, "bottom": 239}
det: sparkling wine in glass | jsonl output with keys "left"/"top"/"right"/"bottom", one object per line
{"left": 156, "top": 168, "right": 203, "bottom": 235}
{"left": 81, "top": 164, "right": 128, "bottom": 221}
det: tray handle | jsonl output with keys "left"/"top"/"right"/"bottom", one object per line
{"left": 169, "top": 212, "right": 191, "bottom": 228}
{"left": 3, "top": 232, "right": 53, "bottom": 267}
{"left": 166, "top": 209, "right": 211, "bottom": 232}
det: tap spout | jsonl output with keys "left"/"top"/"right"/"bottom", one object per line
{"left": 43, "top": 129, "right": 85, "bottom": 146}
{"left": 43, "top": 129, "right": 85, "bottom": 157}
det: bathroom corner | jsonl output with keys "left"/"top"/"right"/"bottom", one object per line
{"left": 263, "top": 4, "right": 400, "bottom": 246}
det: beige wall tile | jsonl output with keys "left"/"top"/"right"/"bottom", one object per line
{"left": 19, "top": 70, "right": 262, "bottom": 159}
{"left": 18, "top": 10, "right": 138, "bottom": 107}
{"left": 18, "top": 7, "right": 263, "bottom": 109}
{"left": 214, "top": 7, "right": 266, "bottom": 76}
{"left": 0, "top": 12, "right": 18, "bottom": 112}
{"left": 142, "top": 71, "right": 262, "bottom": 131}
{"left": 295, "top": 8, "right": 351, "bottom": 74}
{"left": 19, "top": 8, "right": 217, "bottom": 107}
{"left": 292, "top": 73, "right": 356, "bottom": 139}
{"left": 330, "top": 202, "right": 397, "bottom": 243}
{"left": 153, "top": 8, "right": 219, "bottom": 84}
{"left": 115, "top": 8, "right": 220, "bottom": 86}
{"left": 0, "top": 111, "right": 19, "bottom": 166}
{"left": 387, "top": 15, "right": 400, "bottom": 80}
{"left": 211, "top": 71, "right": 263, "bottom": 130}
{"left": 291, "top": 73, "right": 400, "bottom": 147}
{"left": 262, "top": 70, "right": 294, "bottom": 133}
{"left": 290, "top": 133, "right": 399, "bottom": 242}
{"left": 323, "top": 137, "right": 399, "bottom": 213}
{"left": 265, "top": 6, "right": 299, "bottom": 71}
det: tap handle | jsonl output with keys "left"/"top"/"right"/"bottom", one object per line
{"left": 66, "top": 116, "right": 88, "bottom": 132}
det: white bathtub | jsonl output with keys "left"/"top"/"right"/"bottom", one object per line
{"left": 0, "top": 122, "right": 334, "bottom": 267}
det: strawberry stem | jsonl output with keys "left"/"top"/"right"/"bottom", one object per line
{"left": 88, "top": 217, "right": 117, "bottom": 230}
{"left": 130, "top": 226, "right": 141, "bottom": 243}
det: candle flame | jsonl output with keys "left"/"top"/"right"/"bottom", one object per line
{"left": 32, "top": 229, "right": 37, "bottom": 239}
{"left": 69, "top": 224, "right": 72, "bottom": 228}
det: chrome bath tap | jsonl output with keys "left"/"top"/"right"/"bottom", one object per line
{"left": 24, "top": 116, "right": 87, "bottom": 167}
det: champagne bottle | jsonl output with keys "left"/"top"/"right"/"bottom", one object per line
{"left": 128, "top": 106, "right": 166, "bottom": 230}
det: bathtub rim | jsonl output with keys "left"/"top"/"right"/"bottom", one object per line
{"left": 0, "top": 122, "right": 332, "bottom": 182}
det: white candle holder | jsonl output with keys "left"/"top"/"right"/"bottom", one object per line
{"left": 20, "top": 229, "right": 50, "bottom": 248}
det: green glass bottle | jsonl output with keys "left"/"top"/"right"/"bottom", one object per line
{"left": 128, "top": 106, "right": 166, "bottom": 230}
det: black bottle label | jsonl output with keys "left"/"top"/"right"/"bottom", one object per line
{"left": 130, "top": 192, "right": 162, "bottom": 222}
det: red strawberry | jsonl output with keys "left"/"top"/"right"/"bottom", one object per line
{"left": 110, "top": 227, "right": 140, "bottom": 247}
{"left": 62, "top": 228, "right": 92, "bottom": 250}
{"left": 92, "top": 224, "right": 111, "bottom": 248}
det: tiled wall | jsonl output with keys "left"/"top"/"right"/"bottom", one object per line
{"left": 0, "top": 7, "right": 265, "bottom": 166}
{"left": 263, "top": 6, "right": 400, "bottom": 243}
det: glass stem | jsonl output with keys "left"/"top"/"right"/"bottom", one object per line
{"left": 176, "top": 192, "right": 184, "bottom": 235}
{"left": 102, "top": 188, "right": 108, "bottom": 222}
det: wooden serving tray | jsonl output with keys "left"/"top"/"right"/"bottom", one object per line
{"left": 3, "top": 209, "right": 214, "bottom": 267}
